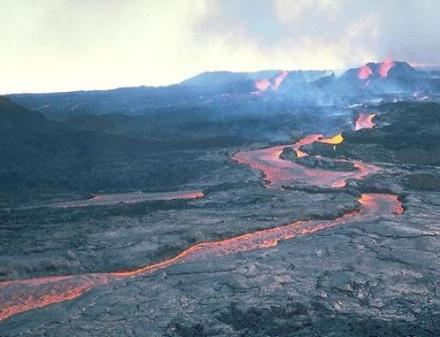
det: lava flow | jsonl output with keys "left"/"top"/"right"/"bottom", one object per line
{"left": 293, "top": 134, "right": 323, "bottom": 158}
{"left": 0, "top": 126, "right": 399, "bottom": 322}
{"left": 0, "top": 193, "right": 402, "bottom": 322}
{"left": 355, "top": 112, "right": 376, "bottom": 130}
{"left": 379, "top": 57, "right": 395, "bottom": 77}
{"left": 255, "top": 79, "right": 271, "bottom": 92}
{"left": 52, "top": 190, "right": 204, "bottom": 208}
{"left": 358, "top": 64, "right": 373, "bottom": 80}
{"left": 272, "top": 70, "right": 289, "bottom": 90}
{"left": 234, "top": 133, "right": 377, "bottom": 188}
{"left": 359, "top": 193, "right": 404, "bottom": 215}
{"left": 358, "top": 57, "right": 395, "bottom": 80}
{"left": 254, "top": 70, "right": 289, "bottom": 93}
{"left": 318, "top": 133, "right": 344, "bottom": 145}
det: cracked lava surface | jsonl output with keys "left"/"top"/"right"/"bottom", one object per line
{"left": 0, "top": 127, "right": 401, "bottom": 322}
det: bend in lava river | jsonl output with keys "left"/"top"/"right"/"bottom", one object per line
{"left": 0, "top": 120, "right": 400, "bottom": 322}
{"left": 233, "top": 132, "right": 380, "bottom": 188}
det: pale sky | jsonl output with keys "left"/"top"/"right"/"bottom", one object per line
{"left": 1, "top": 0, "right": 440, "bottom": 94}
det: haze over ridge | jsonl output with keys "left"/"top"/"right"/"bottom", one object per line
{"left": 1, "top": 0, "right": 439, "bottom": 94}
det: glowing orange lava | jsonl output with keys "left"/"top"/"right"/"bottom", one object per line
{"left": 358, "top": 64, "right": 373, "bottom": 80}
{"left": 293, "top": 134, "right": 323, "bottom": 158}
{"left": 379, "top": 57, "right": 395, "bottom": 77}
{"left": 254, "top": 71, "right": 289, "bottom": 93}
{"left": 358, "top": 193, "right": 403, "bottom": 215}
{"left": 0, "top": 193, "right": 402, "bottom": 322}
{"left": 0, "top": 127, "right": 402, "bottom": 322}
{"left": 255, "top": 79, "right": 271, "bottom": 92}
{"left": 53, "top": 190, "right": 204, "bottom": 208}
{"left": 233, "top": 134, "right": 378, "bottom": 189}
{"left": 0, "top": 274, "right": 111, "bottom": 322}
{"left": 272, "top": 70, "right": 289, "bottom": 90}
{"left": 355, "top": 113, "right": 376, "bottom": 130}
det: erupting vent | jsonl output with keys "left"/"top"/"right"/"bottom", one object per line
{"left": 379, "top": 57, "right": 395, "bottom": 77}
{"left": 358, "top": 65, "right": 373, "bottom": 80}
{"left": 358, "top": 57, "right": 395, "bottom": 80}
{"left": 254, "top": 70, "right": 289, "bottom": 93}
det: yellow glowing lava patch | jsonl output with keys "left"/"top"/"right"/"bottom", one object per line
{"left": 318, "top": 133, "right": 344, "bottom": 145}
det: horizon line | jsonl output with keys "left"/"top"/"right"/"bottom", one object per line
{"left": 2, "top": 60, "right": 437, "bottom": 96}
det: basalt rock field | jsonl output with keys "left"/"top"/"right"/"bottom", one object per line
{"left": 1, "top": 61, "right": 440, "bottom": 336}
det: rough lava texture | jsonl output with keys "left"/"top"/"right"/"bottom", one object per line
{"left": 1, "top": 98, "right": 440, "bottom": 336}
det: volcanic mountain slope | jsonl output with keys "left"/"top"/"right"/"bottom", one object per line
{"left": 8, "top": 61, "right": 436, "bottom": 119}
{"left": 7, "top": 86, "right": 199, "bottom": 117}
{"left": 8, "top": 73, "right": 263, "bottom": 117}
{"left": 0, "top": 95, "right": 47, "bottom": 131}
{"left": 181, "top": 70, "right": 330, "bottom": 89}
{"left": 180, "top": 70, "right": 278, "bottom": 94}
{"left": 7, "top": 70, "right": 329, "bottom": 117}
{"left": 319, "top": 61, "right": 427, "bottom": 97}
{"left": 277, "top": 71, "right": 327, "bottom": 103}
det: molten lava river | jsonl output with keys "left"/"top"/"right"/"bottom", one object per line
{"left": 233, "top": 132, "right": 379, "bottom": 188}
{"left": 355, "top": 113, "right": 376, "bottom": 131}
{"left": 0, "top": 117, "right": 402, "bottom": 322}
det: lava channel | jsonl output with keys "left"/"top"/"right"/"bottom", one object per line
{"left": 233, "top": 134, "right": 380, "bottom": 188}
{"left": 0, "top": 130, "right": 394, "bottom": 322}
{"left": 0, "top": 193, "right": 402, "bottom": 322}
{"left": 52, "top": 190, "right": 204, "bottom": 208}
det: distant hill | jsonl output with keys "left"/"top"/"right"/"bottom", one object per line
{"left": 0, "top": 96, "right": 47, "bottom": 131}
{"left": 180, "top": 71, "right": 256, "bottom": 95}
{"left": 181, "top": 70, "right": 278, "bottom": 87}
{"left": 7, "top": 86, "right": 200, "bottom": 118}
{"left": 182, "top": 71, "right": 249, "bottom": 87}
{"left": 329, "top": 61, "right": 427, "bottom": 95}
